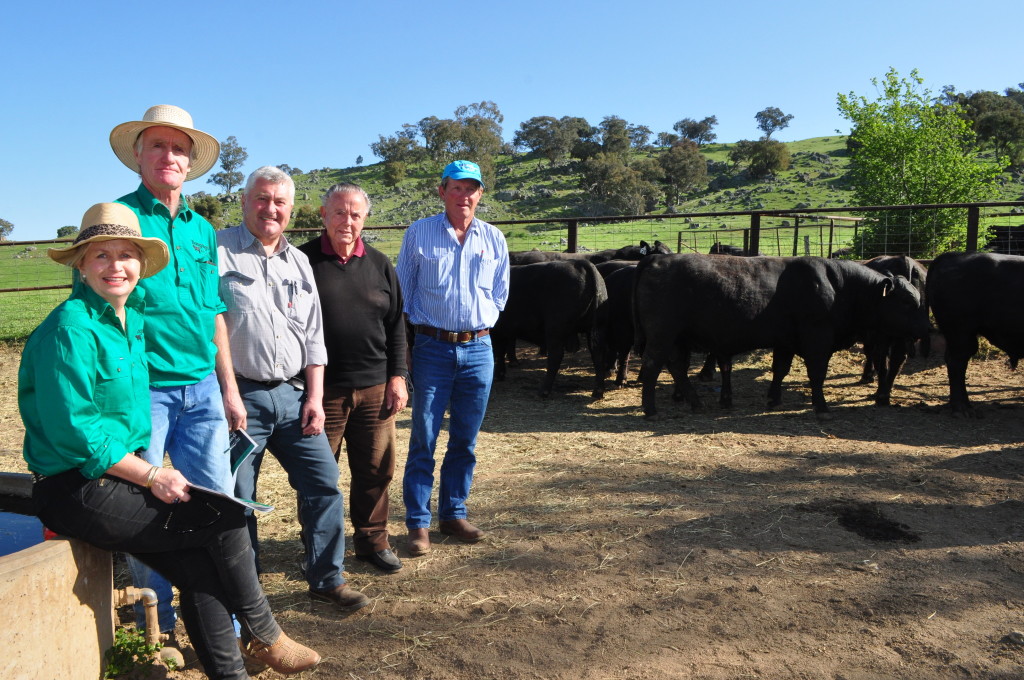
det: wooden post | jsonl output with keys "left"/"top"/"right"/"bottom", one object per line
{"left": 792, "top": 217, "right": 801, "bottom": 256}
{"left": 749, "top": 214, "right": 761, "bottom": 255}
{"left": 827, "top": 218, "right": 835, "bottom": 258}
{"left": 567, "top": 219, "right": 578, "bottom": 253}
{"left": 966, "top": 206, "right": 980, "bottom": 253}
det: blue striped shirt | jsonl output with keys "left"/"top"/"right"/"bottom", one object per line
{"left": 397, "top": 212, "right": 509, "bottom": 331}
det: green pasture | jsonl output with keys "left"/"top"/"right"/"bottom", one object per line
{"left": 1, "top": 197, "right": 1018, "bottom": 342}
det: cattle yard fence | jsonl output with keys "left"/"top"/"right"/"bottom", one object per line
{"left": 1, "top": 201, "right": 1021, "bottom": 341}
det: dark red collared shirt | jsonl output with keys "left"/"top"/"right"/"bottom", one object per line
{"left": 320, "top": 233, "right": 365, "bottom": 264}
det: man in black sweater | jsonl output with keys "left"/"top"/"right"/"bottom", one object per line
{"left": 298, "top": 182, "right": 408, "bottom": 573}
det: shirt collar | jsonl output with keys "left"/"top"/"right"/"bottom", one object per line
{"left": 133, "top": 183, "right": 194, "bottom": 222}
{"left": 236, "top": 224, "right": 290, "bottom": 258}
{"left": 441, "top": 212, "right": 478, "bottom": 235}
{"left": 74, "top": 280, "right": 146, "bottom": 320}
{"left": 320, "top": 232, "right": 365, "bottom": 263}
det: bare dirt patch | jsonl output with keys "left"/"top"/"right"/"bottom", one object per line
{"left": 4, "top": 342, "right": 1024, "bottom": 679}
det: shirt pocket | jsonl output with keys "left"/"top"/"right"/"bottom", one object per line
{"left": 193, "top": 251, "right": 222, "bottom": 310}
{"left": 95, "top": 357, "right": 131, "bottom": 414}
{"left": 220, "top": 270, "right": 258, "bottom": 312}
{"left": 283, "top": 279, "right": 315, "bottom": 322}
{"left": 472, "top": 255, "right": 498, "bottom": 292}
{"left": 422, "top": 252, "right": 454, "bottom": 289}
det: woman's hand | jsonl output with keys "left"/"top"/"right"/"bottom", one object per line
{"left": 150, "top": 468, "right": 192, "bottom": 504}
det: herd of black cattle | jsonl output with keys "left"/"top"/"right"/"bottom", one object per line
{"left": 492, "top": 241, "right": 1024, "bottom": 419}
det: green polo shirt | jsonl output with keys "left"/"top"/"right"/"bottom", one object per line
{"left": 19, "top": 283, "right": 151, "bottom": 479}
{"left": 117, "top": 184, "right": 226, "bottom": 386}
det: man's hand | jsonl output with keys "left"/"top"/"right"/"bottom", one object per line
{"left": 385, "top": 375, "right": 409, "bottom": 416}
{"left": 213, "top": 314, "right": 247, "bottom": 431}
{"left": 301, "top": 397, "right": 325, "bottom": 436}
{"left": 223, "top": 392, "right": 248, "bottom": 432}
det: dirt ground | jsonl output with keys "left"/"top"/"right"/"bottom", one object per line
{"left": 4, "top": 341, "right": 1024, "bottom": 680}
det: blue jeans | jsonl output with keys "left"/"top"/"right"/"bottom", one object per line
{"left": 128, "top": 371, "right": 232, "bottom": 631}
{"left": 404, "top": 333, "right": 494, "bottom": 529}
{"left": 34, "top": 470, "right": 279, "bottom": 680}
{"left": 235, "top": 379, "right": 346, "bottom": 591}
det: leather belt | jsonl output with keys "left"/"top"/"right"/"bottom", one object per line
{"left": 416, "top": 325, "right": 490, "bottom": 343}
{"left": 236, "top": 374, "right": 305, "bottom": 390}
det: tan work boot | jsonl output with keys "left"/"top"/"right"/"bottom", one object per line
{"left": 239, "top": 632, "right": 320, "bottom": 675}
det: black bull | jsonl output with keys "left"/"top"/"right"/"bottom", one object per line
{"left": 492, "top": 259, "right": 608, "bottom": 398}
{"left": 928, "top": 252, "right": 1024, "bottom": 416}
{"left": 633, "top": 255, "right": 929, "bottom": 418}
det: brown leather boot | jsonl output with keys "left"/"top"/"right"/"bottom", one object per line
{"left": 408, "top": 527, "right": 431, "bottom": 556}
{"left": 239, "top": 631, "right": 320, "bottom": 675}
{"left": 439, "top": 519, "right": 486, "bottom": 542}
{"left": 308, "top": 584, "right": 370, "bottom": 611}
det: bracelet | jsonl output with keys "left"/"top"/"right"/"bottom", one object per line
{"left": 145, "top": 465, "right": 160, "bottom": 488}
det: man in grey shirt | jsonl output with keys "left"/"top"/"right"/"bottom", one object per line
{"left": 217, "top": 166, "right": 367, "bottom": 611}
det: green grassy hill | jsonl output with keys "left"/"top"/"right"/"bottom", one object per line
{"left": 204, "top": 136, "right": 1023, "bottom": 231}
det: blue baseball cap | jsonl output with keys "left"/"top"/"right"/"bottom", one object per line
{"left": 441, "top": 160, "right": 484, "bottom": 188}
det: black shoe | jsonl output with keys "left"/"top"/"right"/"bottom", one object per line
{"left": 356, "top": 548, "right": 403, "bottom": 573}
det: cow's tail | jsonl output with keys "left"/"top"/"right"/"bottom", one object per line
{"left": 584, "top": 260, "right": 609, "bottom": 369}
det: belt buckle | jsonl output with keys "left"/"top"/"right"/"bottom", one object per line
{"left": 443, "top": 330, "right": 458, "bottom": 343}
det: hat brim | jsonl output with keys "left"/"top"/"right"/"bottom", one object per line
{"left": 49, "top": 235, "right": 170, "bottom": 279}
{"left": 109, "top": 121, "right": 220, "bottom": 181}
{"left": 443, "top": 172, "right": 485, "bottom": 188}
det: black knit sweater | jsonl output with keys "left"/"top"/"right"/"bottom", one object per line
{"left": 298, "top": 236, "right": 407, "bottom": 388}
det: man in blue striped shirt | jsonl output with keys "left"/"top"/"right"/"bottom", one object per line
{"left": 396, "top": 160, "right": 510, "bottom": 557}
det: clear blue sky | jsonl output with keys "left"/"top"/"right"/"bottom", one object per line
{"left": 3, "top": 0, "right": 1020, "bottom": 241}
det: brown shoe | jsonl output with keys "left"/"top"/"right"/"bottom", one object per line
{"left": 239, "top": 632, "right": 320, "bottom": 675}
{"left": 308, "top": 584, "right": 371, "bottom": 611}
{"left": 407, "top": 528, "right": 431, "bottom": 556}
{"left": 439, "top": 519, "right": 486, "bottom": 543}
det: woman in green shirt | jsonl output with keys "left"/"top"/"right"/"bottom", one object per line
{"left": 19, "top": 203, "right": 320, "bottom": 680}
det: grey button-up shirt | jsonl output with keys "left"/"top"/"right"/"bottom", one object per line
{"left": 216, "top": 224, "right": 327, "bottom": 382}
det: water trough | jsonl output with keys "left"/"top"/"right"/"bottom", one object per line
{"left": 0, "top": 472, "right": 114, "bottom": 680}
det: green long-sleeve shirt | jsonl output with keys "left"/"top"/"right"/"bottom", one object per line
{"left": 117, "top": 184, "right": 226, "bottom": 386}
{"left": 19, "top": 283, "right": 151, "bottom": 479}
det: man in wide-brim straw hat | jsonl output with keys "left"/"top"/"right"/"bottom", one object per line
{"left": 110, "top": 104, "right": 248, "bottom": 641}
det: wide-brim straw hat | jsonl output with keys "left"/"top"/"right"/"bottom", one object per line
{"left": 49, "top": 203, "right": 169, "bottom": 278}
{"left": 109, "top": 105, "right": 220, "bottom": 181}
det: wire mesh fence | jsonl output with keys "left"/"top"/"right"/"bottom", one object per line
{"left": 2, "top": 202, "right": 1021, "bottom": 341}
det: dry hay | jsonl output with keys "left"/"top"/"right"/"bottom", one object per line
{"left": 5, "top": 342, "right": 1024, "bottom": 678}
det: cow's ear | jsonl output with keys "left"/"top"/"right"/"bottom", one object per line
{"left": 640, "top": 240, "right": 650, "bottom": 248}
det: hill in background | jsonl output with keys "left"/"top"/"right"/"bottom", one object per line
{"left": 201, "top": 136, "right": 1024, "bottom": 233}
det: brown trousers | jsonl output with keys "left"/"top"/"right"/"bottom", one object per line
{"left": 323, "top": 382, "right": 397, "bottom": 554}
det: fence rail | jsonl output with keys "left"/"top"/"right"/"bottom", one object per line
{"left": 1, "top": 200, "right": 1021, "bottom": 341}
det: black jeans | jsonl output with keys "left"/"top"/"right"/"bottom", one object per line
{"left": 33, "top": 470, "right": 281, "bottom": 680}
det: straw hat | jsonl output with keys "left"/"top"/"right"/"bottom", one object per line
{"left": 109, "top": 105, "right": 220, "bottom": 181}
{"left": 49, "top": 203, "right": 169, "bottom": 278}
